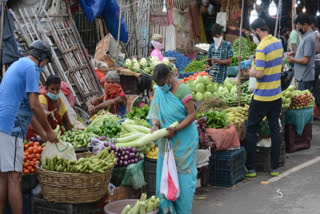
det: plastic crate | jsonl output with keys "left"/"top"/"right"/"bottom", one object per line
{"left": 256, "top": 143, "right": 286, "bottom": 172}
{"left": 31, "top": 196, "right": 97, "bottom": 214}
{"left": 285, "top": 123, "right": 311, "bottom": 153}
{"left": 120, "top": 75, "right": 139, "bottom": 95}
{"left": 209, "top": 147, "right": 246, "bottom": 187}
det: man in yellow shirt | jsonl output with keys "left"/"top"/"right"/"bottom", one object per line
{"left": 246, "top": 18, "right": 284, "bottom": 178}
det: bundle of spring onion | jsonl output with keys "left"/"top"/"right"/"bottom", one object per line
{"left": 115, "top": 120, "right": 179, "bottom": 154}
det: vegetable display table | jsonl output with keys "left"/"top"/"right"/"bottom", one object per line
{"left": 284, "top": 108, "right": 313, "bottom": 136}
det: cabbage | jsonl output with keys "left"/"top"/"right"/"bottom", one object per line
{"left": 203, "top": 75, "right": 211, "bottom": 85}
{"left": 195, "top": 92, "right": 204, "bottom": 101}
{"left": 132, "top": 58, "right": 138, "bottom": 64}
{"left": 196, "top": 75, "right": 204, "bottom": 84}
{"left": 206, "top": 84, "right": 215, "bottom": 93}
{"left": 224, "top": 77, "right": 233, "bottom": 92}
{"left": 188, "top": 80, "right": 197, "bottom": 92}
{"left": 150, "top": 56, "right": 158, "bottom": 63}
{"left": 124, "top": 59, "right": 132, "bottom": 68}
{"left": 287, "top": 85, "right": 295, "bottom": 91}
{"left": 196, "top": 83, "right": 206, "bottom": 93}
{"left": 230, "top": 85, "right": 237, "bottom": 94}
{"left": 132, "top": 63, "right": 140, "bottom": 70}
{"left": 144, "top": 67, "right": 151, "bottom": 74}
{"left": 162, "top": 57, "right": 170, "bottom": 65}
{"left": 192, "top": 91, "right": 196, "bottom": 97}
{"left": 204, "top": 91, "right": 213, "bottom": 100}
{"left": 139, "top": 58, "right": 147, "bottom": 66}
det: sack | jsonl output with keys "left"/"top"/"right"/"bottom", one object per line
{"left": 248, "top": 77, "right": 256, "bottom": 92}
{"left": 281, "top": 68, "right": 294, "bottom": 91}
{"left": 206, "top": 125, "right": 240, "bottom": 151}
{"left": 121, "top": 160, "right": 146, "bottom": 190}
{"left": 160, "top": 140, "right": 180, "bottom": 201}
{"left": 41, "top": 141, "right": 77, "bottom": 162}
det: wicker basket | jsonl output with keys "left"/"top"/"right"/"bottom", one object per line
{"left": 37, "top": 164, "right": 112, "bottom": 204}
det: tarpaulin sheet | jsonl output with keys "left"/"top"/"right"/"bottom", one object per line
{"left": 285, "top": 108, "right": 313, "bottom": 136}
{"left": 79, "top": 0, "right": 128, "bottom": 43}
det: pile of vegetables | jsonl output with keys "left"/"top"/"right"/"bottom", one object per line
{"left": 115, "top": 120, "right": 179, "bottom": 154}
{"left": 290, "top": 89, "right": 315, "bottom": 109}
{"left": 182, "top": 56, "right": 208, "bottom": 73}
{"left": 195, "top": 43, "right": 210, "bottom": 52}
{"left": 233, "top": 35, "right": 257, "bottom": 59}
{"left": 281, "top": 85, "right": 294, "bottom": 109}
{"left": 23, "top": 141, "right": 43, "bottom": 174}
{"left": 60, "top": 129, "right": 98, "bottom": 148}
{"left": 124, "top": 56, "right": 173, "bottom": 74}
{"left": 121, "top": 193, "right": 160, "bottom": 214}
{"left": 146, "top": 147, "right": 158, "bottom": 159}
{"left": 196, "top": 109, "right": 229, "bottom": 129}
{"left": 182, "top": 71, "right": 212, "bottom": 83}
{"left": 186, "top": 75, "right": 217, "bottom": 101}
{"left": 88, "top": 113, "right": 120, "bottom": 127}
{"left": 230, "top": 56, "right": 245, "bottom": 67}
{"left": 222, "top": 106, "right": 249, "bottom": 125}
{"left": 87, "top": 119, "right": 122, "bottom": 138}
{"left": 127, "top": 105, "right": 150, "bottom": 121}
{"left": 41, "top": 148, "right": 116, "bottom": 173}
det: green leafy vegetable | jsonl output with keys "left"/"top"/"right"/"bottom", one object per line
{"left": 196, "top": 109, "right": 229, "bottom": 129}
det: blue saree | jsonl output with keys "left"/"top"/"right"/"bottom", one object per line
{"left": 147, "top": 86, "right": 199, "bottom": 214}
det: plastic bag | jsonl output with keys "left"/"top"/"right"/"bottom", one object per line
{"left": 121, "top": 160, "right": 146, "bottom": 190}
{"left": 160, "top": 140, "right": 180, "bottom": 201}
{"left": 248, "top": 77, "right": 256, "bottom": 92}
{"left": 89, "top": 137, "right": 113, "bottom": 154}
{"left": 281, "top": 68, "right": 294, "bottom": 91}
{"left": 60, "top": 93, "right": 77, "bottom": 125}
{"left": 41, "top": 141, "right": 77, "bottom": 162}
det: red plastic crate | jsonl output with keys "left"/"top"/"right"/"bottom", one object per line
{"left": 285, "top": 123, "right": 311, "bottom": 153}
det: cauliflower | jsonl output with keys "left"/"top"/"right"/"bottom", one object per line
{"left": 150, "top": 56, "right": 158, "bottom": 63}
{"left": 139, "top": 58, "right": 147, "bottom": 66}
{"left": 132, "top": 58, "right": 138, "bottom": 64}
{"left": 124, "top": 59, "right": 132, "bottom": 68}
{"left": 162, "top": 57, "right": 170, "bottom": 65}
{"left": 151, "top": 61, "right": 160, "bottom": 68}
{"left": 132, "top": 62, "right": 140, "bottom": 71}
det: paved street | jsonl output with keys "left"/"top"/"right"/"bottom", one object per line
{"left": 192, "top": 121, "right": 320, "bottom": 214}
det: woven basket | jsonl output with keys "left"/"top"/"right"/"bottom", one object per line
{"left": 37, "top": 165, "right": 112, "bottom": 204}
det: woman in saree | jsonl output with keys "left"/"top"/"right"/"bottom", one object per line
{"left": 147, "top": 64, "right": 198, "bottom": 214}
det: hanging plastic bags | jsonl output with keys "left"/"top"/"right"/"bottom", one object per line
{"left": 41, "top": 141, "right": 77, "bottom": 162}
{"left": 160, "top": 140, "right": 180, "bottom": 201}
{"left": 248, "top": 77, "right": 256, "bottom": 92}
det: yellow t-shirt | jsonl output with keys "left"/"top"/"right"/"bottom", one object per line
{"left": 39, "top": 95, "right": 67, "bottom": 117}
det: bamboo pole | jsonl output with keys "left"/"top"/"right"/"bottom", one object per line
{"left": 116, "top": 0, "right": 123, "bottom": 66}
{"left": 292, "top": 0, "right": 296, "bottom": 30}
{"left": 274, "top": 0, "right": 282, "bottom": 37}
{"left": 238, "top": 0, "right": 245, "bottom": 106}
{"left": 0, "top": 2, "right": 5, "bottom": 77}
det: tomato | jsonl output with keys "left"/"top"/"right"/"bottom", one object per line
{"left": 34, "top": 142, "right": 40, "bottom": 147}
{"left": 32, "top": 158, "right": 37, "bottom": 162}
{"left": 27, "top": 155, "right": 33, "bottom": 161}
{"left": 24, "top": 144, "right": 28, "bottom": 150}
{"left": 27, "top": 147, "right": 34, "bottom": 153}
{"left": 35, "top": 153, "right": 41, "bottom": 159}
{"left": 28, "top": 166, "right": 32, "bottom": 171}
{"left": 28, "top": 142, "right": 34, "bottom": 147}
{"left": 30, "top": 154, "right": 35, "bottom": 159}
{"left": 31, "top": 168, "right": 36, "bottom": 173}
{"left": 38, "top": 147, "right": 43, "bottom": 153}
{"left": 24, "top": 169, "right": 30, "bottom": 174}
{"left": 29, "top": 161, "right": 35, "bottom": 166}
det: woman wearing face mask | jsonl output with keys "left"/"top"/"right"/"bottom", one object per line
{"left": 206, "top": 24, "right": 233, "bottom": 84}
{"left": 86, "top": 71, "right": 127, "bottom": 118}
{"left": 150, "top": 34, "right": 164, "bottom": 61}
{"left": 147, "top": 64, "right": 198, "bottom": 214}
{"left": 26, "top": 75, "right": 72, "bottom": 140}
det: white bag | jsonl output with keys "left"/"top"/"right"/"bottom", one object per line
{"left": 248, "top": 77, "right": 256, "bottom": 92}
{"left": 160, "top": 140, "right": 180, "bottom": 201}
{"left": 41, "top": 141, "right": 77, "bottom": 162}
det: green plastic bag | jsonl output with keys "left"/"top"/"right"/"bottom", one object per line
{"left": 121, "top": 160, "right": 146, "bottom": 190}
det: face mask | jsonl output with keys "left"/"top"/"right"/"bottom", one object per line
{"left": 151, "top": 40, "right": 163, "bottom": 50}
{"left": 298, "top": 28, "right": 304, "bottom": 35}
{"left": 214, "top": 36, "right": 223, "bottom": 49}
{"left": 47, "top": 92, "right": 59, "bottom": 101}
{"left": 253, "top": 35, "right": 260, "bottom": 45}
{"left": 159, "top": 83, "right": 172, "bottom": 92}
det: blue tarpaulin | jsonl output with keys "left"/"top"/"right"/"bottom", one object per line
{"left": 79, "top": 0, "right": 128, "bottom": 43}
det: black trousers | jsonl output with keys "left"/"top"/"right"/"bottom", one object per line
{"left": 246, "top": 98, "right": 282, "bottom": 171}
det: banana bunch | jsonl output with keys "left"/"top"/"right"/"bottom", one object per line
{"left": 146, "top": 147, "right": 158, "bottom": 159}
{"left": 222, "top": 105, "right": 249, "bottom": 125}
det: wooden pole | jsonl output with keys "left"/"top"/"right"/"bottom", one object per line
{"left": 131, "top": 0, "right": 139, "bottom": 57}
{"left": 274, "top": 0, "right": 283, "bottom": 37}
{"left": 0, "top": 2, "right": 5, "bottom": 77}
{"left": 116, "top": 0, "right": 123, "bottom": 66}
{"left": 238, "top": 0, "right": 245, "bottom": 106}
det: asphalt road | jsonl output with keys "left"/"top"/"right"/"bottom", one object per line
{"left": 192, "top": 121, "right": 320, "bottom": 214}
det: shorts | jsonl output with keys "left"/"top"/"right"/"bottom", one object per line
{"left": 0, "top": 132, "right": 24, "bottom": 172}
